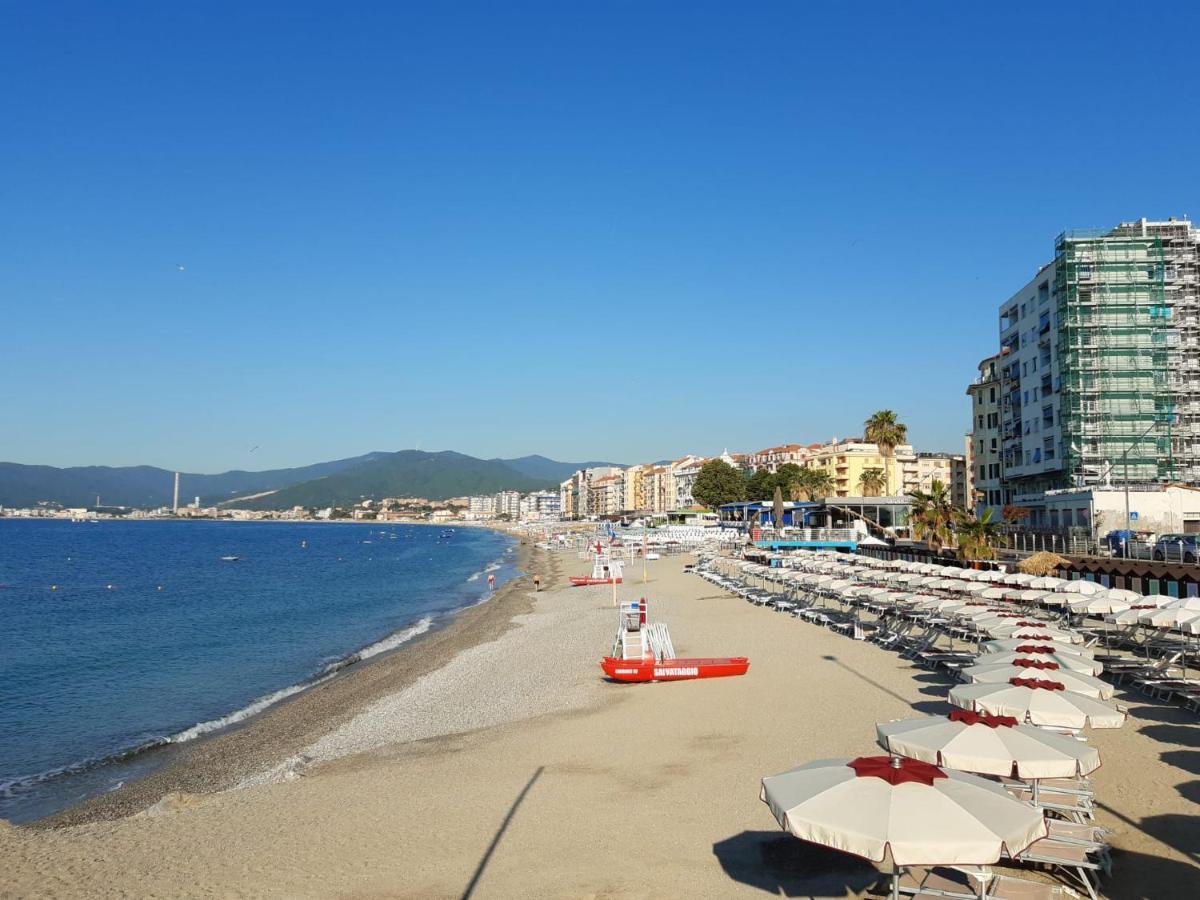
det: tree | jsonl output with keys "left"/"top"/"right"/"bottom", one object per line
{"left": 775, "top": 463, "right": 802, "bottom": 489}
{"left": 858, "top": 467, "right": 886, "bottom": 497}
{"left": 744, "top": 467, "right": 776, "bottom": 502}
{"left": 692, "top": 459, "right": 747, "bottom": 510}
{"left": 908, "top": 479, "right": 955, "bottom": 551}
{"left": 790, "top": 467, "right": 834, "bottom": 501}
{"left": 864, "top": 410, "right": 908, "bottom": 496}
{"left": 955, "top": 507, "right": 1002, "bottom": 562}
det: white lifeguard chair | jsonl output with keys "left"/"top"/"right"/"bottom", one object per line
{"left": 612, "top": 600, "right": 674, "bottom": 661}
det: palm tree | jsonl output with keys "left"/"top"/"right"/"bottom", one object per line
{"left": 864, "top": 410, "right": 908, "bottom": 496}
{"left": 858, "top": 467, "right": 886, "bottom": 497}
{"left": 955, "top": 507, "right": 1002, "bottom": 562}
{"left": 908, "top": 479, "right": 955, "bottom": 551}
{"left": 788, "top": 468, "right": 834, "bottom": 501}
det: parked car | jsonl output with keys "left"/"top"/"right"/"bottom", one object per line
{"left": 1153, "top": 533, "right": 1200, "bottom": 563}
{"left": 1103, "top": 529, "right": 1156, "bottom": 559}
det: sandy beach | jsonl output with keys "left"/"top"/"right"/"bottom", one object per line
{"left": 2, "top": 550, "right": 1197, "bottom": 898}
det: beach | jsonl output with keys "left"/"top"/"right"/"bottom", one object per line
{"left": 2, "top": 549, "right": 1197, "bottom": 898}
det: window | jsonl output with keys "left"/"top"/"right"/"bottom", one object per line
{"left": 989, "top": 387, "right": 996, "bottom": 402}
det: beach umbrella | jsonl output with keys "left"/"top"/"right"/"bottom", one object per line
{"left": 979, "top": 639, "right": 1094, "bottom": 658}
{"left": 960, "top": 663, "right": 1114, "bottom": 700}
{"left": 976, "top": 649, "right": 1103, "bottom": 676}
{"left": 985, "top": 621, "right": 1083, "bottom": 644}
{"left": 1029, "top": 576, "right": 1069, "bottom": 590}
{"left": 1060, "top": 580, "right": 1105, "bottom": 596}
{"left": 949, "top": 682, "right": 1125, "bottom": 729}
{"left": 1069, "top": 593, "right": 1131, "bottom": 616}
{"left": 979, "top": 587, "right": 1009, "bottom": 601}
{"left": 1104, "top": 589, "right": 1143, "bottom": 603}
{"left": 1005, "top": 572, "right": 1038, "bottom": 586}
{"left": 953, "top": 582, "right": 994, "bottom": 595}
{"left": 1137, "top": 600, "right": 1200, "bottom": 628}
{"left": 760, "top": 755, "right": 1047, "bottom": 896}
{"left": 877, "top": 710, "right": 1101, "bottom": 779}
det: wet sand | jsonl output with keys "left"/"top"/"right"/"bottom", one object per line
{"left": 2, "top": 552, "right": 1197, "bottom": 898}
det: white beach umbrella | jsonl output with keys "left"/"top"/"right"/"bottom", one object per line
{"left": 1104, "top": 589, "right": 1144, "bottom": 603}
{"left": 979, "top": 639, "right": 1094, "bottom": 658}
{"left": 876, "top": 711, "right": 1101, "bottom": 779}
{"left": 760, "top": 756, "right": 1047, "bottom": 870}
{"left": 949, "top": 682, "right": 1125, "bottom": 729}
{"left": 1060, "top": 580, "right": 1105, "bottom": 596}
{"left": 998, "top": 572, "right": 1033, "bottom": 586}
{"left": 960, "top": 663, "right": 1114, "bottom": 700}
{"left": 977, "top": 649, "right": 1103, "bottom": 676}
{"left": 1138, "top": 605, "right": 1200, "bottom": 630}
{"left": 1069, "top": 593, "right": 1131, "bottom": 616}
{"left": 953, "top": 582, "right": 994, "bottom": 595}
{"left": 1030, "top": 576, "right": 1069, "bottom": 590}
{"left": 980, "top": 587, "right": 1009, "bottom": 601}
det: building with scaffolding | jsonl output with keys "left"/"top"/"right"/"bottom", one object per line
{"left": 975, "top": 216, "right": 1200, "bottom": 516}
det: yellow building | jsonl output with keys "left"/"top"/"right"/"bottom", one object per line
{"left": 803, "top": 439, "right": 916, "bottom": 498}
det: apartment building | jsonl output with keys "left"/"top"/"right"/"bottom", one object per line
{"left": 804, "top": 439, "right": 916, "bottom": 498}
{"left": 979, "top": 217, "right": 1200, "bottom": 508}
{"left": 967, "top": 350, "right": 1005, "bottom": 518}
{"left": 747, "top": 443, "right": 810, "bottom": 472}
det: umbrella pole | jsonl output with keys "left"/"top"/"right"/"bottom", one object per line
{"left": 892, "top": 863, "right": 901, "bottom": 900}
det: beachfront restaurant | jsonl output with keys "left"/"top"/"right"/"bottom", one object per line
{"left": 717, "top": 497, "right": 911, "bottom": 532}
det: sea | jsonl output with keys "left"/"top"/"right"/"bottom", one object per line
{"left": 0, "top": 519, "right": 518, "bottom": 824}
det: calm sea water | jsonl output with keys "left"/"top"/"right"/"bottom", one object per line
{"left": 0, "top": 519, "right": 517, "bottom": 823}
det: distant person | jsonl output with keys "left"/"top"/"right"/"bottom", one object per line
{"left": 533, "top": 574, "right": 541, "bottom": 592}
{"left": 487, "top": 573, "right": 496, "bottom": 589}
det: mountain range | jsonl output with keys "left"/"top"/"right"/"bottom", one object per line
{"left": 0, "top": 452, "right": 622, "bottom": 510}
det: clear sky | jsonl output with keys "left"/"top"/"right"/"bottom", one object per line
{"left": 4, "top": 2, "right": 1199, "bottom": 472}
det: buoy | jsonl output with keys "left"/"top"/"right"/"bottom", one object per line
{"left": 157, "top": 585, "right": 163, "bottom": 591}
{"left": 107, "top": 584, "right": 114, "bottom": 590}
{"left": 51, "top": 584, "right": 58, "bottom": 591}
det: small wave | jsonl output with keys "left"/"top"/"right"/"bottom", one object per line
{"left": 485, "top": 562, "right": 502, "bottom": 572}
{"left": 467, "top": 572, "right": 482, "bottom": 582}
{"left": 318, "top": 615, "right": 434, "bottom": 675}
{"left": 0, "top": 736, "right": 169, "bottom": 800}
{"left": 167, "top": 678, "right": 330, "bottom": 744}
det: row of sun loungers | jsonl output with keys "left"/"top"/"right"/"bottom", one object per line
{"left": 690, "top": 555, "right": 1120, "bottom": 898}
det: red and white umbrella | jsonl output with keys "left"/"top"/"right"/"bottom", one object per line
{"left": 876, "top": 710, "right": 1101, "bottom": 779}
{"left": 761, "top": 755, "right": 1047, "bottom": 895}
{"left": 985, "top": 621, "right": 1083, "bottom": 644}
{"left": 975, "top": 649, "right": 1103, "bottom": 676}
{"left": 960, "top": 663, "right": 1114, "bottom": 700}
{"left": 949, "top": 681, "right": 1125, "bottom": 729}
{"left": 978, "top": 638, "right": 1093, "bottom": 659}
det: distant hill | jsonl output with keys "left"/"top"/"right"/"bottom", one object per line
{"left": 0, "top": 450, "right": 623, "bottom": 510}
{"left": 0, "top": 453, "right": 387, "bottom": 509}
{"left": 237, "top": 450, "right": 559, "bottom": 509}
{"left": 497, "top": 454, "right": 624, "bottom": 483}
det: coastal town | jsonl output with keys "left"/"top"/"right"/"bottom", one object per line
{"left": 13, "top": 216, "right": 1200, "bottom": 569}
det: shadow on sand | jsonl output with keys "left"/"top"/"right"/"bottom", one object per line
{"left": 713, "top": 831, "right": 883, "bottom": 898}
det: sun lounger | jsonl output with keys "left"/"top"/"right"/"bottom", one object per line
{"left": 1135, "top": 677, "right": 1200, "bottom": 700}
{"left": 1012, "top": 837, "right": 1104, "bottom": 899}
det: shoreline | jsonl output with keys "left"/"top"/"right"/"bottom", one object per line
{"left": 32, "top": 535, "right": 554, "bottom": 829}
{"left": 3, "top": 552, "right": 1196, "bottom": 896}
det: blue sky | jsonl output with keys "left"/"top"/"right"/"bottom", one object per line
{"left": 4, "top": 2, "right": 1198, "bottom": 472}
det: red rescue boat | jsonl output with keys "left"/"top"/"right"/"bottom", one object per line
{"left": 571, "top": 576, "right": 623, "bottom": 586}
{"left": 600, "top": 656, "right": 750, "bottom": 682}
